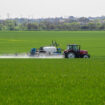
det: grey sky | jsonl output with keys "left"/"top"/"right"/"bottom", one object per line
{"left": 0, "top": 0, "right": 105, "bottom": 19}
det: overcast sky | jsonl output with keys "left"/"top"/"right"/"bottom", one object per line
{"left": 0, "top": 0, "right": 105, "bottom": 19}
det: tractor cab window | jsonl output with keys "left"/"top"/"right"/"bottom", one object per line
{"left": 67, "top": 45, "right": 80, "bottom": 52}
{"left": 73, "top": 45, "right": 79, "bottom": 52}
{"left": 67, "top": 45, "right": 72, "bottom": 50}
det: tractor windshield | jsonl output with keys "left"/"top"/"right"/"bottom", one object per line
{"left": 67, "top": 45, "right": 80, "bottom": 51}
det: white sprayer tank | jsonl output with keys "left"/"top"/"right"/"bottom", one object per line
{"left": 43, "top": 46, "right": 57, "bottom": 54}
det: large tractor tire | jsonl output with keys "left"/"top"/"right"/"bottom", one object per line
{"left": 67, "top": 53, "right": 75, "bottom": 58}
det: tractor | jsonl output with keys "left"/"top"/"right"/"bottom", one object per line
{"left": 64, "top": 44, "right": 90, "bottom": 58}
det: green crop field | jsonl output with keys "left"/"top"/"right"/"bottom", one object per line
{"left": 0, "top": 31, "right": 105, "bottom": 105}
{"left": 0, "top": 31, "right": 105, "bottom": 57}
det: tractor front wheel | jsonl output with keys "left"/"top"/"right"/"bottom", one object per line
{"left": 83, "top": 54, "right": 90, "bottom": 58}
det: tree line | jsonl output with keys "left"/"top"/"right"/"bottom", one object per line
{"left": 0, "top": 17, "right": 105, "bottom": 31}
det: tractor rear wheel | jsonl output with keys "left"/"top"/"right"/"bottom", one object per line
{"left": 67, "top": 53, "right": 75, "bottom": 58}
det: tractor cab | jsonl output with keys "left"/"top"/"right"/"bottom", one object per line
{"left": 64, "top": 44, "right": 90, "bottom": 58}
{"left": 67, "top": 44, "right": 80, "bottom": 52}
